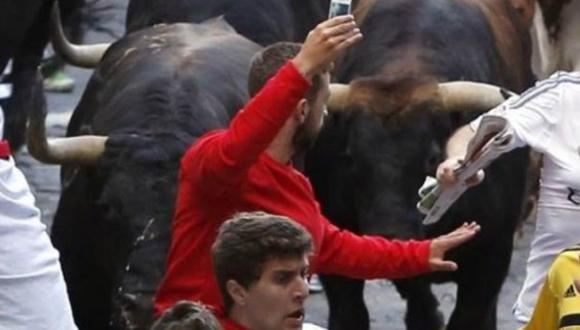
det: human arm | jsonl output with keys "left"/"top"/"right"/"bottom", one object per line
{"left": 437, "top": 73, "right": 564, "bottom": 187}
{"left": 436, "top": 125, "right": 485, "bottom": 187}
{"left": 186, "top": 16, "right": 363, "bottom": 186}
{"left": 313, "top": 217, "right": 480, "bottom": 279}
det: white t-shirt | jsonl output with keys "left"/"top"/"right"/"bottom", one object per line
{"left": 471, "top": 71, "right": 580, "bottom": 322}
{"left": 0, "top": 109, "right": 77, "bottom": 329}
{"left": 0, "top": 60, "right": 12, "bottom": 100}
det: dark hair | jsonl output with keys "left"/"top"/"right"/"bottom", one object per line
{"left": 150, "top": 301, "right": 222, "bottom": 330}
{"left": 212, "top": 212, "right": 313, "bottom": 314}
{"left": 247, "top": 42, "right": 322, "bottom": 103}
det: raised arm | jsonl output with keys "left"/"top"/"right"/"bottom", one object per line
{"left": 187, "top": 16, "right": 363, "bottom": 186}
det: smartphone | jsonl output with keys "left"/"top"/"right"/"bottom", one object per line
{"left": 328, "top": 0, "right": 352, "bottom": 19}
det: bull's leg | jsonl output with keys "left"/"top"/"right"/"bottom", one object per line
{"left": 53, "top": 226, "right": 113, "bottom": 330}
{"left": 321, "top": 274, "right": 369, "bottom": 330}
{"left": 446, "top": 279, "right": 499, "bottom": 330}
{"left": 3, "top": 68, "right": 42, "bottom": 150}
{"left": 446, "top": 243, "right": 512, "bottom": 330}
{"left": 61, "top": 256, "right": 113, "bottom": 330}
{"left": 393, "top": 278, "right": 444, "bottom": 330}
{"left": 4, "top": 0, "right": 49, "bottom": 150}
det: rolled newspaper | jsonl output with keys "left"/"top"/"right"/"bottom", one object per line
{"left": 418, "top": 115, "right": 514, "bottom": 225}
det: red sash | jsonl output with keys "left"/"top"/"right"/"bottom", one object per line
{"left": 0, "top": 140, "right": 11, "bottom": 159}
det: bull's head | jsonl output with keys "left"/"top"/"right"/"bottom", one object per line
{"left": 305, "top": 77, "right": 514, "bottom": 238}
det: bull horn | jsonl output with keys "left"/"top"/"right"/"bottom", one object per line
{"left": 50, "top": 1, "right": 111, "bottom": 68}
{"left": 328, "top": 83, "right": 351, "bottom": 111}
{"left": 437, "top": 82, "right": 515, "bottom": 113}
{"left": 329, "top": 81, "right": 515, "bottom": 113}
{"left": 26, "top": 89, "right": 107, "bottom": 165}
{"left": 28, "top": 135, "right": 108, "bottom": 165}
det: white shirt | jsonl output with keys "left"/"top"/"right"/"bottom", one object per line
{"left": 0, "top": 60, "right": 12, "bottom": 100}
{"left": 472, "top": 71, "right": 580, "bottom": 211}
{"left": 0, "top": 108, "right": 77, "bottom": 329}
{"left": 471, "top": 71, "right": 580, "bottom": 322}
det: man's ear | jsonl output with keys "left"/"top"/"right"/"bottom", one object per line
{"left": 226, "top": 280, "right": 248, "bottom": 306}
{"left": 295, "top": 98, "right": 309, "bottom": 124}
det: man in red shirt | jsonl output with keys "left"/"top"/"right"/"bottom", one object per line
{"left": 154, "top": 15, "right": 480, "bottom": 328}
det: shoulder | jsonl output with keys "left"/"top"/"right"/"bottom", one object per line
{"left": 548, "top": 71, "right": 580, "bottom": 81}
{"left": 181, "top": 130, "right": 226, "bottom": 168}
{"left": 504, "top": 72, "right": 580, "bottom": 110}
{"left": 528, "top": 71, "right": 580, "bottom": 95}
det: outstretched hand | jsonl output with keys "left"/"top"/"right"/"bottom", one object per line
{"left": 292, "top": 15, "right": 363, "bottom": 79}
{"left": 429, "top": 222, "right": 481, "bottom": 272}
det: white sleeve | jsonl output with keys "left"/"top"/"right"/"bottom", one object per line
{"left": 469, "top": 74, "right": 563, "bottom": 153}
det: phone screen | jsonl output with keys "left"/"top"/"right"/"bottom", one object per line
{"left": 329, "top": 1, "right": 351, "bottom": 18}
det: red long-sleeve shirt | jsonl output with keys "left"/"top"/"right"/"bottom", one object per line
{"left": 153, "top": 62, "right": 432, "bottom": 328}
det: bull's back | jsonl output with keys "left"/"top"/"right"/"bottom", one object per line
{"left": 67, "top": 21, "right": 261, "bottom": 137}
{"left": 339, "top": 0, "right": 532, "bottom": 91}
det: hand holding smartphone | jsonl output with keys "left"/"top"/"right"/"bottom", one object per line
{"left": 328, "top": 0, "right": 352, "bottom": 18}
{"left": 293, "top": 6, "right": 361, "bottom": 78}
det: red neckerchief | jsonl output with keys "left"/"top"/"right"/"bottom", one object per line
{"left": 0, "top": 140, "right": 10, "bottom": 159}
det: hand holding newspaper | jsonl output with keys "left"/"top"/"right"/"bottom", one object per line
{"left": 418, "top": 115, "right": 514, "bottom": 225}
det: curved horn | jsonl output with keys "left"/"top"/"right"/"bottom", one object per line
{"left": 329, "top": 81, "right": 515, "bottom": 114}
{"left": 328, "top": 83, "right": 351, "bottom": 111}
{"left": 28, "top": 135, "right": 108, "bottom": 165}
{"left": 26, "top": 86, "right": 107, "bottom": 165}
{"left": 437, "top": 82, "right": 515, "bottom": 113}
{"left": 50, "top": 1, "right": 111, "bottom": 68}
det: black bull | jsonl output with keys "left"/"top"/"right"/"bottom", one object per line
{"left": 305, "top": 0, "right": 533, "bottom": 330}
{"left": 35, "top": 0, "right": 536, "bottom": 329}
{"left": 42, "top": 21, "right": 261, "bottom": 329}
{"left": 125, "top": 0, "right": 330, "bottom": 46}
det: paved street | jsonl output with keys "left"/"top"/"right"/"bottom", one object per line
{"left": 14, "top": 2, "right": 534, "bottom": 329}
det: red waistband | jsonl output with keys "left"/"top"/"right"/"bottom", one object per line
{"left": 0, "top": 140, "right": 11, "bottom": 158}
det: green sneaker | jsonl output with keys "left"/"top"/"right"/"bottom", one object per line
{"left": 43, "top": 70, "right": 75, "bottom": 93}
